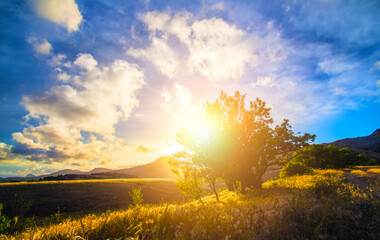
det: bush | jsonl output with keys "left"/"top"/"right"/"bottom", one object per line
{"left": 280, "top": 161, "right": 311, "bottom": 178}
{"left": 288, "top": 144, "right": 375, "bottom": 170}
{"left": 0, "top": 203, "right": 11, "bottom": 233}
{"left": 129, "top": 187, "right": 143, "bottom": 206}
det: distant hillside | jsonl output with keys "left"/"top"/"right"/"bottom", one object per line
{"left": 45, "top": 169, "right": 86, "bottom": 177}
{"left": 33, "top": 156, "right": 176, "bottom": 181}
{"left": 326, "top": 129, "right": 380, "bottom": 160}
{"left": 89, "top": 168, "right": 113, "bottom": 174}
{"left": 116, "top": 156, "right": 176, "bottom": 179}
{"left": 41, "top": 172, "right": 136, "bottom": 181}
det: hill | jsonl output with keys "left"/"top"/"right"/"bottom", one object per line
{"left": 0, "top": 156, "right": 176, "bottom": 182}
{"left": 116, "top": 156, "right": 176, "bottom": 179}
{"left": 327, "top": 128, "right": 380, "bottom": 160}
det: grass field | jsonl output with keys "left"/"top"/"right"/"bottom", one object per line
{"left": 0, "top": 167, "right": 379, "bottom": 239}
{"left": 0, "top": 179, "right": 182, "bottom": 218}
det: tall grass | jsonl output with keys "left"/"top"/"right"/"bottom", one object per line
{"left": 1, "top": 169, "right": 379, "bottom": 240}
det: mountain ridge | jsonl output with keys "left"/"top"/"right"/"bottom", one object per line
{"left": 325, "top": 128, "right": 380, "bottom": 160}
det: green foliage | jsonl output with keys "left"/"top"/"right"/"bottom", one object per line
{"left": 170, "top": 91, "right": 315, "bottom": 196}
{"left": 176, "top": 176, "right": 205, "bottom": 204}
{"left": 2, "top": 194, "right": 35, "bottom": 233}
{"left": 0, "top": 203, "right": 11, "bottom": 233}
{"left": 280, "top": 161, "right": 312, "bottom": 178}
{"left": 169, "top": 156, "right": 205, "bottom": 203}
{"left": 129, "top": 187, "right": 143, "bottom": 206}
{"left": 286, "top": 144, "right": 376, "bottom": 170}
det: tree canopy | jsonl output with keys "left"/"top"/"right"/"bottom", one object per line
{"left": 170, "top": 91, "right": 316, "bottom": 197}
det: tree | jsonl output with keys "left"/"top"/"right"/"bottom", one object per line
{"left": 170, "top": 91, "right": 316, "bottom": 195}
{"left": 285, "top": 144, "right": 377, "bottom": 169}
{"left": 169, "top": 143, "right": 206, "bottom": 203}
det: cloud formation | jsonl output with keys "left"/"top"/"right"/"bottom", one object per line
{"left": 12, "top": 53, "right": 145, "bottom": 163}
{"left": 27, "top": 37, "right": 52, "bottom": 55}
{"left": 33, "top": 0, "right": 83, "bottom": 32}
{"left": 136, "top": 145, "right": 154, "bottom": 153}
{"left": 128, "top": 11, "right": 256, "bottom": 81}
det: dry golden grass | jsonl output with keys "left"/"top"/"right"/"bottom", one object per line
{"left": 367, "top": 168, "right": 380, "bottom": 174}
{"left": 1, "top": 168, "right": 379, "bottom": 240}
{"left": 350, "top": 170, "right": 369, "bottom": 177}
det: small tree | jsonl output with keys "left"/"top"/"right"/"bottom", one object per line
{"left": 129, "top": 187, "right": 143, "bottom": 206}
{"left": 169, "top": 146, "right": 206, "bottom": 203}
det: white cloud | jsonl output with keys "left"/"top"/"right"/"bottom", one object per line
{"left": 161, "top": 82, "right": 192, "bottom": 112}
{"left": 318, "top": 57, "right": 358, "bottom": 75}
{"left": 376, "top": 79, "right": 380, "bottom": 87}
{"left": 250, "top": 76, "right": 276, "bottom": 87}
{"left": 74, "top": 53, "right": 98, "bottom": 71}
{"left": 0, "top": 143, "right": 17, "bottom": 161}
{"left": 188, "top": 18, "right": 256, "bottom": 81}
{"left": 128, "top": 38, "right": 179, "bottom": 78}
{"left": 48, "top": 53, "right": 66, "bottom": 67}
{"left": 372, "top": 61, "right": 380, "bottom": 71}
{"left": 33, "top": 0, "right": 83, "bottom": 32}
{"left": 128, "top": 11, "right": 256, "bottom": 81}
{"left": 57, "top": 72, "right": 70, "bottom": 81}
{"left": 13, "top": 53, "right": 145, "bottom": 163}
{"left": 27, "top": 37, "right": 52, "bottom": 55}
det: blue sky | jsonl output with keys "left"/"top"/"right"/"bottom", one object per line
{"left": 0, "top": 0, "right": 379, "bottom": 177}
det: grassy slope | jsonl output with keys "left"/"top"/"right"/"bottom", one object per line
{"left": 1, "top": 167, "right": 379, "bottom": 240}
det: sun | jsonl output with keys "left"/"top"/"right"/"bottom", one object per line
{"left": 164, "top": 141, "right": 184, "bottom": 155}
{"left": 193, "top": 123, "right": 212, "bottom": 142}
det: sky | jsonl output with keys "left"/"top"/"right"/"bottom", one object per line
{"left": 0, "top": 0, "right": 379, "bottom": 177}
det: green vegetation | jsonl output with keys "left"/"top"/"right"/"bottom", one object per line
{"left": 0, "top": 204, "right": 11, "bottom": 233}
{"left": 129, "top": 187, "right": 144, "bottom": 206}
{"left": 0, "top": 167, "right": 378, "bottom": 239}
{"left": 170, "top": 91, "right": 315, "bottom": 200}
{"left": 279, "top": 161, "right": 312, "bottom": 178}
{"left": 283, "top": 144, "right": 377, "bottom": 170}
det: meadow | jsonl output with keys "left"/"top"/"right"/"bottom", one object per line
{"left": 0, "top": 167, "right": 379, "bottom": 240}
{"left": 0, "top": 179, "right": 182, "bottom": 217}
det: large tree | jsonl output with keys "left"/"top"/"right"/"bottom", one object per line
{"left": 170, "top": 91, "right": 315, "bottom": 195}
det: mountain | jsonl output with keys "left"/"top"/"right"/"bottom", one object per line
{"left": 27, "top": 156, "right": 176, "bottom": 180}
{"left": 327, "top": 129, "right": 380, "bottom": 160}
{"left": 45, "top": 169, "right": 86, "bottom": 177}
{"left": 89, "top": 168, "right": 113, "bottom": 174}
{"left": 116, "top": 156, "right": 176, "bottom": 179}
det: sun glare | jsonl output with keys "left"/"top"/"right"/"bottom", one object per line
{"left": 193, "top": 123, "right": 212, "bottom": 142}
{"left": 164, "top": 142, "right": 184, "bottom": 155}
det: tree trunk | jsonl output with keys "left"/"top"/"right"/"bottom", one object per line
{"left": 206, "top": 177, "right": 219, "bottom": 202}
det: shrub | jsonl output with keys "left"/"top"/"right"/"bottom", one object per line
{"left": 129, "top": 187, "right": 143, "bottom": 206}
{"left": 280, "top": 161, "right": 311, "bottom": 178}
{"left": 0, "top": 203, "right": 11, "bottom": 233}
{"left": 288, "top": 144, "right": 375, "bottom": 170}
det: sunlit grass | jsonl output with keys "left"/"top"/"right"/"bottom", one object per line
{"left": 1, "top": 169, "right": 379, "bottom": 239}
{"left": 350, "top": 170, "right": 369, "bottom": 177}
{"left": 263, "top": 169, "right": 345, "bottom": 190}
{"left": 367, "top": 168, "right": 380, "bottom": 174}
